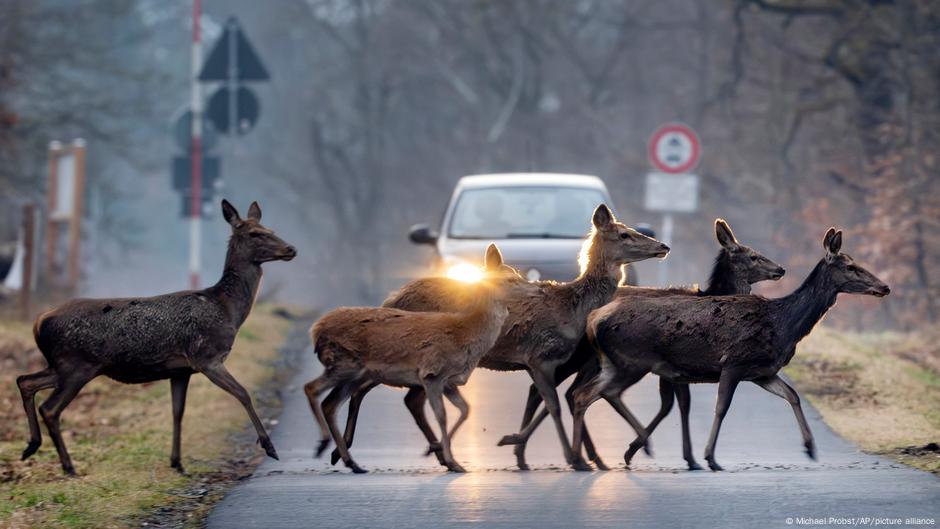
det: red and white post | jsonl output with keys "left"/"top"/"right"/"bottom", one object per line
{"left": 189, "top": 0, "right": 203, "bottom": 289}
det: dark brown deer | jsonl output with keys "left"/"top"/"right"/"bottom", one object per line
{"left": 16, "top": 200, "right": 296, "bottom": 475}
{"left": 380, "top": 205, "right": 669, "bottom": 470}
{"left": 572, "top": 228, "right": 889, "bottom": 471}
{"left": 501, "top": 218, "right": 785, "bottom": 470}
{"left": 305, "top": 244, "right": 512, "bottom": 473}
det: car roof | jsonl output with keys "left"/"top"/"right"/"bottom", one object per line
{"left": 456, "top": 173, "right": 608, "bottom": 190}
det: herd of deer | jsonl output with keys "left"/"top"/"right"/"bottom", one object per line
{"left": 16, "top": 200, "right": 890, "bottom": 476}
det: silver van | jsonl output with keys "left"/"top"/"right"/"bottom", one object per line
{"left": 409, "top": 173, "right": 652, "bottom": 285}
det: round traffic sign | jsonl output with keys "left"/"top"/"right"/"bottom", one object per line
{"left": 172, "top": 108, "right": 218, "bottom": 152}
{"left": 648, "top": 123, "right": 700, "bottom": 174}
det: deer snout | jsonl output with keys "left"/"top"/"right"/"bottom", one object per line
{"left": 282, "top": 245, "right": 298, "bottom": 260}
{"left": 871, "top": 284, "right": 890, "bottom": 297}
{"left": 770, "top": 267, "right": 785, "bottom": 279}
{"left": 655, "top": 243, "right": 670, "bottom": 258}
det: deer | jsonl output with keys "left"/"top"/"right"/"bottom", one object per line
{"left": 350, "top": 204, "right": 669, "bottom": 471}
{"left": 324, "top": 257, "right": 528, "bottom": 469}
{"left": 304, "top": 244, "right": 513, "bottom": 473}
{"left": 500, "top": 218, "right": 785, "bottom": 471}
{"left": 571, "top": 228, "right": 890, "bottom": 471}
{"left": 16, "top": 200, "right": 296, "bottom": 475}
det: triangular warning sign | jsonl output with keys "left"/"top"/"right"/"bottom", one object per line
{"left": 199, "top": 17, "right": 270, "bottom": 82}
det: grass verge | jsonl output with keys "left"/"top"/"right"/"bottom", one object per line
{"left": 786, "top": 326, "right": 940, "bottom": 475}
{"left": 0, "top": 304, "right": 303, "bottom": 529}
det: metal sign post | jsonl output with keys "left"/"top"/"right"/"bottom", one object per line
{"left": 644, "top": 123, "right": 702, "bottom": 286}
{"left": 189, "top": 0, "right": 204, "bottom": 289}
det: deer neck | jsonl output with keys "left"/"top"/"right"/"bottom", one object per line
{"left": 212, "top": 249, "right": 263, "bottom": 327}
{"left": 569, "top": 247, "right": 621, "bottom": 319}
{"left": 702, "top": 251, "right": 750, "bottom": 296}
{"left": 775, "top": 260, "right": 838, "bottom": 347}
{"left": 461, "top": 289, "right": 509, "bottom": 359}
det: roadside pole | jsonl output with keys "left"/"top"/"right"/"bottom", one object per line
{"left": 658, "top": 213, "right": 674, "bottom": 286}
{"left": 19, "top": 204, "right": 34, "bottom": 321}
{"left": 189, "top": 0, "right": 203, "bottom": 289}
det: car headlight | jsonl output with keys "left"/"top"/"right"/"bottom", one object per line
{"left": 446, "top": 262, "right": 483, "bottom": 283}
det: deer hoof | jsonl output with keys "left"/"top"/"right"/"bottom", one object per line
{"left": 259, "top": 437, "right": 279, "bottom": 460}
{"left": 592, "top": 457, "right": 610, "bottom": 471}
{"left": 424, "top": 442, "right": 442, "bottom": 456}
{"left": 706, "top": 458, "right": 723, "bottom": 472}
{"left": 21, "top": 440, "right": 40, "bottom": 460}
{"left": 687, "top": 460, "right": 704, "bottom": 471}
{"left": 497, "top": 434, "right": 524, "bottom": 446}
{"left": 170, "top": 459, "right": 186, "bottom": 474}
{"left": 805, "top": 442, "right": 817, "bottom": 461}
{"left": 642, "top": 440, "right": 654, "bottom": 457}
{"left": 571, "top": 458, "right": 593, "bottom": 472}
{"left": 315, "top": 439, "right": 330, "bottom": 458}
{"left": 349, "top": 463, "right": 368, "bottom": 474}
{"left": 446, "top": 462, "right": 467, "bottom": 473}
{"left": 330, "top": 449, "right": 341, "bottom": 466}
{"left": 62, "top": 464, "right": 77, "bottom": 477}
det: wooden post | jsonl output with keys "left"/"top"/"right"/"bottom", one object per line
{"left": 67, "top": 139, "right": 86, "bottom": 290}
{"left": 20, "top": 203, "right": 34, "bottom": 321}
{"left": 45, "top": 141, "right": 61, "bottom": 280}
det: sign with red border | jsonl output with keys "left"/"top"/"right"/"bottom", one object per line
{"left": 648, "top": 123, "right": 701, "bottom": 174}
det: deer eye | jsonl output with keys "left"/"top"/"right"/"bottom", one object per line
{"left": 847, "top": 264, "right": 858, "bottom": 272}
{"left": 750, "top": 255, "right": 759, "bottom": 261}
{"left": 619, "top": 232, "right": 631, "bottom": 240}
{"left": 249, "top": 232, "right": 264, "bottom": 238}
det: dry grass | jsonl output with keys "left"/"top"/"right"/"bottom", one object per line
{"left": 786, "top": 326, "right": 940, "bottom": 474}
{"left": 0, "top": 304, "right": 295, "bottom": 529}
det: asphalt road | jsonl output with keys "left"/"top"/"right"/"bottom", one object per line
{"left": 209, "top": 344, "right": 940, "bottom": 529}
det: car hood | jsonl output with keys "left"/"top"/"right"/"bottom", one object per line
{"left": 439, "top": 238, "right": 587, "bottom": 281}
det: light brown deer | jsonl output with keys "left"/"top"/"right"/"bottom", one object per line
{"left": 502, "top": 218, "right": 785, "bottom": 470}
{"left": 381, "top": 204, "right": 669, "bottom": 470}
{"left": 16, "top": 200, "right": 296, "bottom": 475}
{"left": 572, "top": 228, "right": 889, "bottom": 471}
{"left": 305, "top": 244, "right": 512, "bottom": 473}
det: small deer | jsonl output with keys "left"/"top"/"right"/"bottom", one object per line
{"left": 572, "top": 228, "right": 889, "bottom": 471}
{"left": 16, "top": 200, "right": 296, "bottom": 475}
{"left": 305, "top": 244, "right": 512, "bottom": 473}
{"left": 325, "top": 258, "right": 527, "bottom": 468}
{"left": 504, "top": 218, "right": 785, "bottom": 470}
{"left": 386, "top": 205, "right": 669, "bottom": 470}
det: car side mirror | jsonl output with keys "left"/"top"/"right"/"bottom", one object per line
{"left": 409, "top": 224, "right": 439, "bottom": 245}
{"left": 633, "top": 223, "right": 656, "bottom": 239}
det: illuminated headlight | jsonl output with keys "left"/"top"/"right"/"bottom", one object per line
{"left": 526, "top": 268, "right": 541, "bottom": 281}
{"left": 446, "top": 262, "right": 483, "bottom": 283}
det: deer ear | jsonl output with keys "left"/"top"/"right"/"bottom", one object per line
{"left": 592, "top": 204, "right": 613, "bottom": 229}
{"left": 823, "top": 227, "right": 837, "bottom": 254}
{"left": 484, "top": 243, "right": 504, "bottom": 270}
{"left": 221, "top": 199, "right": 241, "bottom": 227}
{"left": 247, "top": 201, "right": 262, "bottom": 221}
{"left": 714, "top": 219, "right": 737, "bottom": 248}
{"left": 829, "top": 230, "right": 843, "bottom": 255}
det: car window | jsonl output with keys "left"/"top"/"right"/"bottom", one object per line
{"left": 448, "top": 186, "right": 608, "bottom": 239}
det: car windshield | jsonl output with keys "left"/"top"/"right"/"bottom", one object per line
{"left": 448, "top": 186, "right": 608, "bottom": 239}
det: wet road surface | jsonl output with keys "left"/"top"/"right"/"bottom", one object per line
{"left": 209, "top": 346, "right": 940, "bottom": 528}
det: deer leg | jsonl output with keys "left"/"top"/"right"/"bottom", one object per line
{"left": 565, "top": 380, "right": 607, "bottom": 470}
{"left": 304, "top": 372, "right": 338, "bottom": 457}
{"left": 425, "top": 379, "right": 464, "bottom": 473}
{"left": 533, "top": 365, "right": 589, "bottom": 470}
{"left": 403, "top": 387, "right": 446, "bottom": 465}
{"left": 444, "top": 385, "right": 470, "bottom": 442}
{"left": 322, "top": 380, "right": 366, "bottom": 473}
{"left": 510, "top": 384, "right": 543, "bottom": 470}
{"left": 674, "top": 383, "right": 702, "bottom": 470}
{"left": 38, "top": 368, "right": 96, "bottom": 475}
{"left": 704, "top": 368, "right": 742, "bottom": 471}
{"left": 570, "top": 373, "right": 605, "bottom": 469}
{"left": 170, "top": 373, "right": 191, "bottom": 472}
{"left": 200, "top": 362, "right": 278, "bottom": 461}
{"left": 330, "top": 380, "right": 377, "bottom": 466}
{"left": 16, "top": 368, "right": 58, "bottom": 460}
{"left": 756, "top": 375, "right": 816, "bottom": 460}
{"left": 624, "top": 377, "right": 674, "bottom": 467}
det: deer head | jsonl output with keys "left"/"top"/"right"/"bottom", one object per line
{"left": 221, "top": 200, "right": 297, "bottom": 264}
{"left": 481, "top": 243, "right": 524, "bottom": 283}
{"left": 821, "top": 228, "right": 890, "bottom": 297}
{"left": 714, "top": 219, "right": 785, "bottom": 283}
{"left": 579, "top": 204, "right": 670, "bottom": 274}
